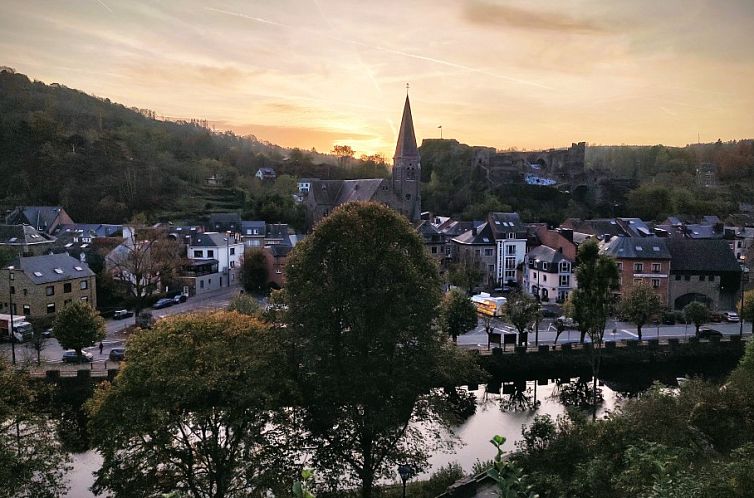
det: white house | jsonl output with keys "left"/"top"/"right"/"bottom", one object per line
{"left": 523, "top": 245, "right": 576, "bottom": 303}
{"left": 297, "top": 178, "right": 319, "bottom": 194}
{"left": 187, "top": 232, "right": 244, "bottom": 287}
{"left": 488, "top": 212, "right": 528, "bottom": 286}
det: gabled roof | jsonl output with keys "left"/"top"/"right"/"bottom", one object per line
{"left": 452, "top": 222, "right": 496, "bottom": 245}
{"left": 438, "top": 219, "right": 474, "bottom": 238}
{"left": 600, "top": 236, "right": 671, "bottom": 260}
{"left": 527, "top": 245, "right": 571, "bottom": 271}
{"left": 309, "top": 180, "right": 344, "bottom": 205}
{"left": 562, "top": 218, "right": 627, "bottom": 238}
{"left": 0, "top": 224, "right": 54, "bottom": 245}
{"left": 394, "top": 95, "right": 418, "bottom": 159}
{"left": 208, "top": 213, "right": 242, "bottom": 224}
{"left": 666, "top": 239, "right": 741, "bottom": 273}
{"left": 6, "top": 206, "right": 68, "bottom": 231}
{"left": 415, "top": 220, "right": 445, "bottom": 243}
{"left": 189, "top": 232, "right": 240, "bottom": 248}
{"left": 336, "top": 179, "right": 385, "bottom": 204}
{"left": 55, "top": 223, "right": 123, "bottom": 238}
{"left": 488, "top": 212, "right": 527, "bottom": 239}
{"left": 267, "top": 245, "right": 292, "bottom": 258}
{"left": 9, "top": 253, "right": 94, "bottom": 284}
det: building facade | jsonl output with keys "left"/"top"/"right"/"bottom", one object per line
{"left": 601, "top": 236, "right": 672, "bottom": 304}
{"left": 450, "top": 223, "right": 497, "bottom": 289}
{"left": 524, "top": 245, "right": 576, "bottom": 303}
{"left": 187, "top": 232, "right": 244, "bottom": 287}
{"left": 488, "top": 212, "right": 528, "bottom": 286}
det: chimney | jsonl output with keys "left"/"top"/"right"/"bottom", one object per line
{"left": 558, "top": 228, "right": 574, "bottom": 243}
{"left": 604, "top": 234, "right": 612, "bottom": 242}
{"left": 471, "top": 227, "right": 477, "bottom": 237}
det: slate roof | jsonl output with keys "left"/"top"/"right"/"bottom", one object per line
{"left": 527, "top": 245, "right": 571, "bottom": 272}
{"left": 309, "top": 180, "right": 344, "bottom": 205}
{"left": 268, "top": 245, "right": 292, "bottom": 258}
{"left": 601, "top": 236, "right": 671, "bottom": 259}
{"left": 6, "top": 206, "right": 68, "bottom": 232}
{"left": 562, "top": 218, "right": 627, "bottom": 238}
{"left": 618, "top": 218, "right": 654, "bottom": 237}
{"left": 394, "top": 95, "right": 418, "bottom": 159}
{"left": 190, "top": 232, "right": 239, "bottom": 247}
{"left": 452, "top": 222, "right": 495, "bottom": 245}
{"left": 9, "top": 253, "right": 94, "bottom": 284}
{"left": 0, "top": 224, "right": 54, "bottom": 245}
{"left": 208, "top": 213, "right": 242, "bottom": 225}
{"left": 438, "top": 220, "right": 474, "bottom": 238}
{"left": 336, "top": 179, "right": 385, "bottom": 204}
{"left": 666, "top": 239, "right": 741, "bottom": 273}
{"left": 240, "top": 221, "right": 265, "bottom": 235}
{"left": 55, "top": 223, "right": 123, "bottom": 238}
{"left": 488, "top": 212, "right": 527, "bottom": 238}
{"left": 415, "top": 220, "right": 445, "bottom": 243}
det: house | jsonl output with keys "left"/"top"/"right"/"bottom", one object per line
{"left": 0, "top": 253, "right": 96, "bottom": 317}
{"left": 180, "top": 259, "right": 220, "bottom": 296}
{"left": 297, "top": 178, "right": 318, "bottom": 194}
{"left": 450, "top": 222, "right": 497, "bottom": 289}
{"left": 532, "top": 226, "right": 577, "bottom": 261}
{"left": 600, "top": 236, "right": 672, "bottom": 303}
{"left": 265, "top": 224, "right": 293, "bottom": 246}
{"left": 0, "top": 224, "right": 56, "bottom": 256}
{"left": 561, "top": 218, "right": 628, "bottom": 239}
{"left": 240, "top": 221, "right": 266, "bottom": 248}
{"left": 255, "top": 168, "right": 277, "bottom": 181}
{"left": 524, "top": 245, "right": 576, "bottom": 303}
{"left": 187, "top": 232, "right": 244, "bottom": 287}
{"left": 666, "top": 238, "right": 742, "bottom": 311}
{"left": 303, "top": 95, "right": 422, "bottom": 227}
{"left": 415, "top": 220, "right": 448, "bottom": 266}
{"left": 487, "top": 212, "right": 528, "bottom": 287}
{"left": 206, "top": 213, "right": 242, "bottom": 233}
{"left": 5, "top": 206, "right": 74, "bottom": 235}
{"left": 263, "top": 245, "right": 292, "bottom": 289}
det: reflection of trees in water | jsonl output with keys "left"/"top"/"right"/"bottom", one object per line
{"left": 553, "top": 377, "right": 603, "bottom": 408}
{"left": 500, "top": 382, "right": 541, "bottom": 412}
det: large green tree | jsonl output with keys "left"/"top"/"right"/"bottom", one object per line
{"left": 618, "top": 282, "right": 662, "bottom": 341}
{"left": 283, "top": 202, "right": 469, "bottom": 497}
{"left": 571, "top": 240, "right": 619, "bottom": 412}
{"left": 440, "top": 289, "right": 478, "bottom": 343}
{"left": 0, "top": 359, "right": 71, "bottom": 497}
{"left": 52, "top": 301, "right": 105, "bottom": 357}
{"left": 684, "top": 301, "right": 710, "bottom": 335}
{"left": 504, "top": 292, "right": 540, "bottom": 347}
{"left": 87, "top": 311, "right": 290, "bottom": 498}
{"left": 240, "top": 248, "right": 269, "bottom": 293}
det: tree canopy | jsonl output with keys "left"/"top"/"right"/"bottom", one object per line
{"left": 504, "top": 292, "right": 540, "bottom": 347}
{"left": 440, "top": 289, "right": 478, "bottom": 343}
{"left": 684, "top": 301, "right": 710, "bottom": 334}
{"left": 617, "top": 282, "right": 662, "bottom": 340}
{"left": 240, "top": 248, "right": 269, "bottom": 294}
{"left": 53, "top": 301, "right": 105, "bottom": 356}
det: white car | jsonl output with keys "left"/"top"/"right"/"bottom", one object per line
{"left": 722, "top": 311, "right": 740, "bottom": 323}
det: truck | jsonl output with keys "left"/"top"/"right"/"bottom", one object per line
{"left": 471, "top": 292, "right": 507, "bottom": 318}
{"left": 0, "top": 313, "right": 34, "bottom": 343}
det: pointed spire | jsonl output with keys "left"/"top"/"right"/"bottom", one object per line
{"left": 394, "top": 94, "right": 418, "bottom": 160}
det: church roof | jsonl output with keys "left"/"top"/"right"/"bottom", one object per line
{"left": 394, "top": 95, "right": 418, "bottom": 159}
{"left": 336, "top": 179, "right": 384, "bottom": 204}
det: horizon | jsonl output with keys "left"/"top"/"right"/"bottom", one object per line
{"left": 2, "top": 0, "right": 754, "bottom": 156}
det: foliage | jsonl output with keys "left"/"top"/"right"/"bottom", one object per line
{"left": 87, "top": 311, "right": 292, "bottom": 498}
{"left": 504, "top": 292, "right": 540, "bottom": 347}
{"left": 227, "top": 293, "right": 262, "bottom": 317}
{"left": 617, "top": 282, "right": 662, "bottom": 340}
{"left": 292, "top": 469, "right": 316, "bottom": 498}
{"left": 0, "top": 359, "right": 71, "bottom": 497}
{"left": 447, "top": 256, "right": 484, "bottom": 294}
{"left": 240, "top": 248, "right": 269, "bottom": 293}
{"left": 487, "top": 435, "right": 539, "bottom": 498}
{"left": 0, "top": 247, "right": 16, "bottom": 269}
{"left": 683, "top": 301, "right": 710, "bottom": 334}
{"left": 283, "top": 202, "right": 468, "bottom": 497}
{"left": 440, "top": 289, "right": 478, "bottom": 342}
{"left": 52, "top": 301, "right": 105, "bottom": 356}
{"left": 739, "top": 289, "right": 754, "bottom": 322}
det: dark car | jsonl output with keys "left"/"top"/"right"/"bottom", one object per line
{"left": 172, "top": 294, "right": 187, "bottom": 304}
{"left": 153, "top": 298, "right": 174, "bottom": 309}
{"left": 113, "top": 309, "right": 134, "bottom": 320}
{"left": 697, "top": 328, "right": 723, "bottom": 340}
{"left": 62, "top": 350, "right": 93, "bottom": 363}
{"left": 109, "top": 347, "right": 126, "bottom": 361}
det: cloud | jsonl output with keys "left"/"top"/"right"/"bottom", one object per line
{"left": 463, "top": 0, "right": 612, "bottom": 34}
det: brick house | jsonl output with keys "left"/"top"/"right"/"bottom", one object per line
{"left": 0, "top": 253, "right": 96, "bottom": 317}
{"left": 600, "top": 236, "right": 671, "bottom": 304}
{"left": 263, "top": 245, "right": 292, "bottom": 289}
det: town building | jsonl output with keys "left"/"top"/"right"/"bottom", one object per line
{"left": 487, "top": 212, "right": 528, "bottom": 287}
{"left": 255, "top": 167, "right": 277, "bottom": 181}
{"left": 206, "top": 213, "right": 242, "bottom": 233}
{"left": 0, "top": 224, "right": 55, "bottom": 256}
{"left": 0, "top": 253, "right": 96, "bottom": 317}
{"left": 666, "top": 238, "right": 742, "bottom": 311}
{"left": 297, "top": 178, "right": 318, "bottom": 194}
{"left": 5, "top": 206, "right": 74, "bottom": 235}
{"left": 450, "top": 222, "right": 497, "bottom": 289}
{"left": 187, "top": 232, "right": 244, "bottom": 287}
{"left": 180, "top": 259, "right": 220, "bottom": 296}
{"left": 600, "top": 236, "right": 672, "bottom": 303}
{"left": 524, "top": 245, "right": 576, "bottom": 303}
{"left": 240, "top": 221, "right": 266, "bottom": 248}
{"left": 415, "top": 220, "right": 448, "bottom": 267}
{"left": 263, "top": 245, "right": 292, "bottom": 289}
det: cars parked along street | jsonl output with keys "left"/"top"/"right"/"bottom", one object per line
{"left": 697, "top": 328, "right": 723, "bottom": 340}
{"left": 153, "top": 298, "right": 174, "bottom": 309}
{"left": 109, "top": 348, "right": 126, "bottom": 361}
{"left": 113, "top": 309, "right": 134, "bottom": 320}
{"left": 723, "top": 311, "right": 740, "bottom": 323}
{"left": 62, "top": 350, "right": 94, "bottom": 363}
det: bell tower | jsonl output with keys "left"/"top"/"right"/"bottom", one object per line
{"left": 392, "top": 89, "right": 421, "bottom": 221}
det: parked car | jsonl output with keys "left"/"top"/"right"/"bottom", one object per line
{"left": 153, "top": 298, "right": 174, "bottom": 309}
{"left": 709, "top": 312, "right": 723, "bottom": 323}
{"left": 556, "top": 316, "right": 578, "bottom": 329}
{"left": 113, "top": 309, "right": 134, "bottom": 320}
{"left": 62, "top": 350, "right": 94, "bottom": 363}
{"left": 697, "top": 328, "right": 723, "bottom": 340}
{"left": 172, "top": 294, "right": 187, "bottom": 304}
{"left": 723, "top": 311, "right": 740, "bottom": 323}
{"left": 42, "top": 328, "right": 54, "bottom": 338}
{"left": 109, "top": 347, "right": 126, "bottom": 361}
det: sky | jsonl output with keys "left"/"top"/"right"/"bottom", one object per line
{"left": 2, "top": 0, "right": 754, "bottom": 157}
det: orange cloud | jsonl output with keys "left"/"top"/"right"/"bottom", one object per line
{"left": 463, "top": 0, "right": 613, "bottom": 34}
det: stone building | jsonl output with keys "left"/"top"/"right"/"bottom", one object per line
{"left": 303, "top": 95, "right": 422, "bottom": 227}
{"left": 0, "top": 253, "right": 96, "bottom": 317}
{"left": 600, "top": 236, "right": 672, "bottom": 304}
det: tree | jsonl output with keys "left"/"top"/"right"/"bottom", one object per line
{"left": 105, "top": 228, "right": 183, "bottom": 319}
{"left": 240, "top": 248, "right": 268, "bottom": 293}
{"left": 739, "top": 289, "right": 754, "bottom": 323}
{"left": 570, "top": 240, "right": 619, "bottom": 413}
{"left": 331, "top": 144, "right": 354, "bottom": 167}
{"left": 440, "top": 289, "right": 478, "bottom": 343}
{"left": 53, "top": 301, "right": 105, "bottom": 357}
{"left": 618, "top": 282, "right": 662, "bottom": 341}
{"left": 283, "top": 202, "right": 468, "bottom": 497}
{"left": 448, "top": 255, "right": 484, "bottom": 295}
{"left": 87, "top": 311, "right": 291, "bottom": 497}
{"left": 684, "top": 301, "right": 710, "bottom": 335}
{"left": 0, "top": 359, "right": 71, "bottom": 496}
{"left": 504, "top": 292, "right": 540, "bottom": 347}
{"left": 227, "top": 293, "right": 262, "bottom": 317}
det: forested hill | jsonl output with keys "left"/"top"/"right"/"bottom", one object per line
{"left": 0, "top": 70, "right": 388, "bottom": 226}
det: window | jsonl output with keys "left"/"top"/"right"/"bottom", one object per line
{"left": 488, "top": 265, "right": 494, "bottom": 273}
{"left": 405, "top": 194, "right": 411, "bottom": 200}
{"left": 506, "top": 245, "right": 516, "bottom": 255}
{"left": 541, "top": 262, "right": 549, "bottom": 271}
{"left": 230, "top": 261, "right": 235, "bottom": 268}
{"left": 275, "top": 267, "right": 283, "bottom": 274}
{"left": 193, "top": 250, "right": 203, "bottom": 258}
{"left": 505, "top": 270, "right": 516, "bottom": 280}
{"left": 652, "top": 263, "right": 661, "bottom": 273}
{"left": 484, "top": 248, "right": 493, "bottom": 256}
{"left": 675, "top": 275, "right": 681, "bottom": 280}
{"left": 207, "top": 250, "right": 214, "bottom": 258}
{"left": 22, "top": 305, "right": 30, "bottom": 315}
{"left": 559, "top": 275, "right": 570, "bottom": 287}
{"left": 560, "top": 262, "right": 570, "bottom": 273}
{"left": 652, "top": 279, "right": 661, "bottom": 288}
{"left": 505, "top": 257, "right": 516, "bottom": 270}
{"left": 634, "top": 263, "right": 644, "bottom": 272}
{"left": 80, "top": 280, "right": 88, "bottom": 290}
{"left": 64, "top": 283, "right": 72, "bottom": 293}
{"left": 200, "top": 280, "right": 205, "bottom": 289}
{"left": 22, "top": 289, "right": 27, "bottom": 296}
{"left": 46, "top": 286, "right": 54, "bottom": 296}
{"left": 230, "top": 248, "right": 236, "bottom": 255}
{"left": 9, "top": 272, "right": 13, "bottom": 281}
{"left": 475, "top": 249, "right": 481, "bottom": 257}
{"left": 507, "top": 233, "right": 515, "bottom": 239}
{"left": 617, "top": 262, "right": 623, "bottom": 271}
{"left": 699, "top": 275, "right": 706, "bottom": 281}
{"left": 431, "top": 246, "right": 437, "bottom": 254}
{"left": 542, "top": 274, "right": 547, "bottom": 282}
{"left": 709, "top": 275, "right": 715, "bottom": 282}
{"left": 9, "top": 286, "right": 14, "bottom": 295}
{"left": 46, "top": 303, "right": 55, "bottom": 314}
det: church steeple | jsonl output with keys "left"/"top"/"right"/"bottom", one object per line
{"left": 392, "top": 90, "right": 421, "bottom": 221}
{"left": 394, "top": 95, "right": 419, "bottom": 160}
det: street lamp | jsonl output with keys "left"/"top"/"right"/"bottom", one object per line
{"left": 397, "top": 464, "right": 413, "bottom": 498}
{"left": 740, "top": 255, "right": 747, "bottom": 337}
{"left": 534, "top": 258, "right": 541, "bottom": 346}
{"left": 7, "top": 265, "right": 15, "bottom": 365}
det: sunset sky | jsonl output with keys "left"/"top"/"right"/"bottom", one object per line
{"left": 2, "top": 0, "right": 753, "bottom": 156}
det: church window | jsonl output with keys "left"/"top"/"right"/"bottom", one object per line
{"left": 406, "top": 168, "right": 415, "bottom": 180}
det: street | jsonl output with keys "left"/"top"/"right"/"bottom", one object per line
{"left": 0, "top": 284, "right": 243, "bottom": 366}
{"left": 458, "top": 316, "right": 750, "bottom": 348}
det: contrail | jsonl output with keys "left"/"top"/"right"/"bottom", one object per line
{"left": 94, "top": 0, "right": 112, "bottom": 13}
{"left": 204, "top": 6, "right": 551, "bottom": 90}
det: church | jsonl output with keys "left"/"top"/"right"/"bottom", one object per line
{"left": 303, "top": 95, "right": 422, "bottom": 228}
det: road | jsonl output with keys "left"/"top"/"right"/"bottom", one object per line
{"left": 0, "top": 284, "right": 243, "bottom": 366}
{"left": 457, "top": 316, "right": 750, "bottom": 348}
